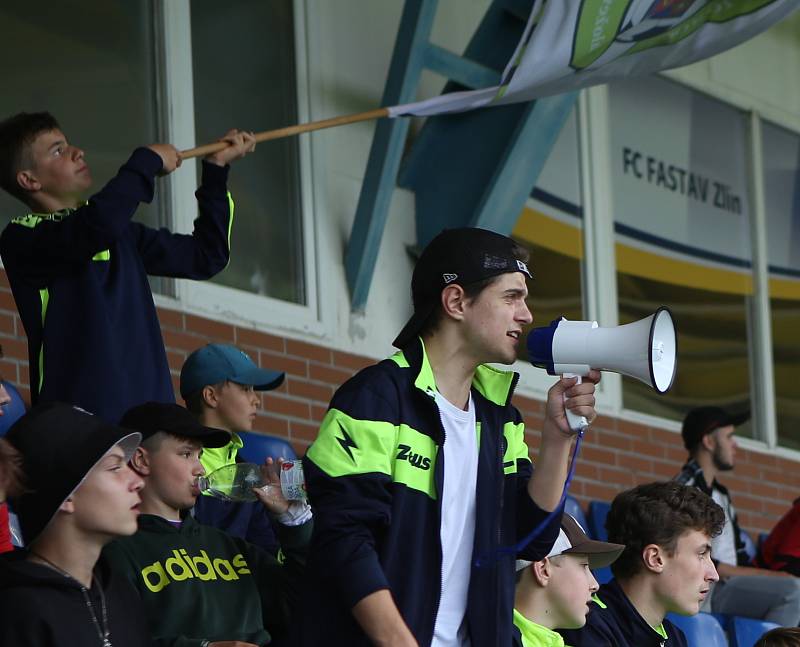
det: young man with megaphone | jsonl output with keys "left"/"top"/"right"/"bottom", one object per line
{"left": 299, "top": 227, "right": 600, "bottom": 647}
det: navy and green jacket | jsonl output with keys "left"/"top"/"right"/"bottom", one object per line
{"left": 512, "top": 609, "right": 568, "bottom": 647}
{"left": 300, "top": 338, "right": 562, "bottom": 647}
{"left": 558, "top": 579, "right": 688, "bottom": 647}
{"left": 0, "top": 148, "right": 234, "bottom": 422}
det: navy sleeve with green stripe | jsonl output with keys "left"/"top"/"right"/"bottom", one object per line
{"left": 304, "top": 368, "right": 400, "bottom": 609}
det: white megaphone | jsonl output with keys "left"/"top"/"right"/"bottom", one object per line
{"left": 527, "top": 307, "right": 677, "bottom": 432}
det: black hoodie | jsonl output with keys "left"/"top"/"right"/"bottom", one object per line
{"left": 0, "top": 550, "right": 153, "bottom": 646}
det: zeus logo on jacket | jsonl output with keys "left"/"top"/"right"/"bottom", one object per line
{"left": 141, "top": 549, "right": 251, "bottom": 592}
{"left": 396, "top": 443, "right": 432, "bottom": 470}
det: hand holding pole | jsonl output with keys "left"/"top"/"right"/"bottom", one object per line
{"left": 180, "top": 108, "right": 390, "bottom": 159}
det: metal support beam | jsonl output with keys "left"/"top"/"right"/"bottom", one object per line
{"left": 423, "top": 45, "right": 500, "bottom": 90}
{"left": 399, "top": 90, "right": 577, "bottom": 248}
{"left": 346, "top": 0, "right": 542, "bottom": 309}
{"left": 345, "top": 0, "right": 438, "bottom": 312}
{"left": 747, "top": 111, "right": 778, "bottom": 447}
{"left": 470, "top": 92, "right": 578, "bottom": 232}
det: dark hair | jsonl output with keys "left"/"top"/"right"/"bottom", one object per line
{"left": 183, "top": 380, "right": 227, "bottom": 415}
{"left": 756, "top": 627, "right": 800, "bottom": 647}
{"left": 607, "top": 481, "right": 725, "bottom": 580}
{"left": 419, "top": 241, "right": 530, "bottom": 338}
{"left": 0, "top": 112, "right": 61, "bottom": 204}
{"left": 0, "top": 438, "right": 23, "bottom": 499}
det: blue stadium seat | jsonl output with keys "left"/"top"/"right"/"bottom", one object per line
{"left": 564, "top": 496, "right": 614, "bottom": 584}
{"left": 587, "top": 501, "right": 611, "bottom": 542}
{"left": 564, "top": 495, "right": 589, "bottom": 531}
{"left": 237, "top": 431, "right": 297, "bottom": 464}
{"left": 666, "top": 612, "right": 727, "bottom": 647}
{"left": 711, "top": 613, "right": 731, "bottom": 631}
{"left": 740, "top": 528, "right": 756, "bottom": 563}
{"left": 593, "top": 566, "right": 613, "bottom": 585}
{"left": 729, "top": 616, "right": 780, "bottom": 647}
{"left": 0, "top": 382, "right": 26, "bottom": 436}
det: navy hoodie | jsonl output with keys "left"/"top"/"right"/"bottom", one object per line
{"left": 558, "top": 578, "right": 688, "bottom": 647}
{"left": 0, "top": 148, "right": 233, "bottom": 422}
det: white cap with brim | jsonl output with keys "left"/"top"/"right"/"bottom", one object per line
{"left": 516, "top": 513, "right": 625, "bottom": 572}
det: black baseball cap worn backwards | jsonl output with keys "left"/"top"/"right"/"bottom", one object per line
{"left": 682, "top": 406, "right": 750, "bottom": 451}
{"left": 120, "top": 402, "right": 231, "bottom": 448}
{"left": 5, "top": 402, "right": 142, "bottom": 544}
{"left": 393, "top": 227, "right": 532, "bottom": 348}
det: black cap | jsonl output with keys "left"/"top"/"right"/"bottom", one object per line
{"left": 393, "top": 227, "right": 532, "bottom": 348}
{"left": 120, "top": 402, "right": 231, "bottom": 448}
{"left": 682, "top": 406, "right": 750, "bottom": 451}
{"left": 5, "top": 402, "right": 141, "bottom": 544}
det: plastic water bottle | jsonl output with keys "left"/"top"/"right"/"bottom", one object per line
{"left": 197, "top": 461, "right": 306, "bottom": 502}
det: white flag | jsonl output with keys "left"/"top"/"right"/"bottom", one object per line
{"left": 388, "top": 0, "right": 800, "bottom": 117}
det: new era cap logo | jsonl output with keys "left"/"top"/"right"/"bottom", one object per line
{"left": 516, "top": 259, "right": 531, "bottom": 277}
{"left": 443, "top": 273, "right": 458, "bottom": 283}
{"left": 483, "top": 254, "right": 508, "bottom": 270}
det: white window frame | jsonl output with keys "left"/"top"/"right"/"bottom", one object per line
{"left": 510, "top": 86, "right": 638, "bottom": 422}
{"left": 511, "top": 91, "right": 621, "bottom": 413}
{"left": 153, "top": 0, "right": 327, "bottom": 338}
{"left": 579, "top": 74, "right": 800, "bottom": 456}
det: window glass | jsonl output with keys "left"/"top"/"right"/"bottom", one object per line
{"left": 514, "top": 106, "right": 584, "bottom": 357}
{"left": 0, "top": 2, "right": 161, "bottom": 232}
{"left": 609, "top": 77, "right": 753, "bottom": 435}
{"left": 762, "top": 121, "right": 800, "bottom": 450}
{"left": 190, "top": 0, "right": 305, "bottom": 304}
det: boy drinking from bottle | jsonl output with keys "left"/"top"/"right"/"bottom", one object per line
{"left": 103, "top": 401, "right": 312, "bottom": 647}
{"left": 181, "top": 342, "right": 288, "bottom": 555}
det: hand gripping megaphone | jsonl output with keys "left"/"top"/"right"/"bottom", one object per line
{"left": 527, "top": 307, "right": 677, "bottom": 432}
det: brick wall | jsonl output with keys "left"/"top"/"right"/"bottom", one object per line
{"left": 0, "top": 269, "right": 797, "bottom": 537}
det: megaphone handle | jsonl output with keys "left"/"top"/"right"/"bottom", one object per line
{"left": 562, "top": 372, "right": 589, "bottom": 433}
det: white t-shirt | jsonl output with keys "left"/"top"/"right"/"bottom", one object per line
{"left": 431, "top": 391, "right": 478, "bottom": 647}
{"left": 711, "top": 488, "right": 738, "bottom": 566}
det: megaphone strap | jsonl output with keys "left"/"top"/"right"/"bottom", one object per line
{"left": 473, "top": 430, "right": 585, "bottom": 569}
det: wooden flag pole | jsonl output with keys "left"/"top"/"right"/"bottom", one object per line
{"left": 180, "top": 107, "right": 391, "bottom": 159}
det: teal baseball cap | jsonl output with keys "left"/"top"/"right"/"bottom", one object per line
{"left": 180, "top": 344, "right": 285, "bottom": 399}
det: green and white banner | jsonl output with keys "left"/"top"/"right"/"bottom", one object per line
{"left": 389, "top": 0, "right": 799, "bottom": 117}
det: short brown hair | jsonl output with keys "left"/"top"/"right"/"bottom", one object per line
{"left": 0, "top": 438, "right": 23, "bottom": 499}
{"left": 183, "top": 380, "right": 227, "bottom": 416}
{"left": 607, "top": 481, "right": 724, "bottom": 580}
{"left": 756, "top": 627, "right": 800, "bottom": 647}
{"left": 0, "top": 112, "right": 61, "bottom": 205}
